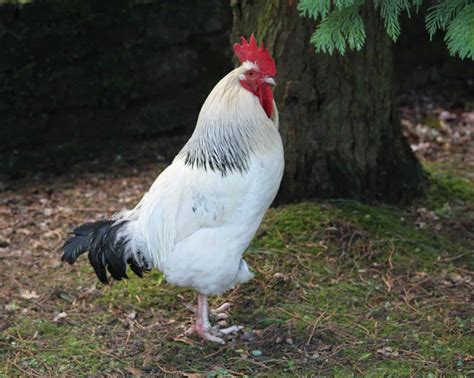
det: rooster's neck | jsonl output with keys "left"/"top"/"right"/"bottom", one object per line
{"left": 176, "top": 69, "right": 278, "bottom": 176}
{"left": 239, "top": 81, "right": 274, "bottom": 119}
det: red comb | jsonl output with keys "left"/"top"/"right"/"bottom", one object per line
{"left": 233, "top": 34, "right": 276, "bottom": 77}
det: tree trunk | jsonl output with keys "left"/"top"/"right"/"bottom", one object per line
{"left": 231, "top": 0, "right": 425, "bottom": 203}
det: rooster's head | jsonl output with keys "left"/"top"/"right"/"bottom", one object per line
{"left": 234, "top": 35, "right": 277, "bottom": 118}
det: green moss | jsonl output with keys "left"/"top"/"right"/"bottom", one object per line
{"left": 0, "top": 319, "right": 114, "bottom": 376}
{"left": 1, "top": 165, "right": 472, "bottom": 376}
{"left": 99, "top": 270, "right": 190, "bottom": 310}
{"left": 426, "top": 165, "right": 474, "bottom": 205}
{"left": 363, "top": 361, "right": 419, "bottom": 376}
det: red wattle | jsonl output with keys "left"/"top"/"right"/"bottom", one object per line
{"left": 240, "top": 81, "right": 274, "bottom": 119}
{"left": 260, "top": 84, "right": 274, "bottom": 118}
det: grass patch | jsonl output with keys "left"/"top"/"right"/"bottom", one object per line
{"left": 425, "top": 162, "right": 474, "bottom": 205}
{"left": 1, "top": 164, "right": 472, "bottom": 375}
{"left": 0, "top": 319, "right": 117, "bottom": 376}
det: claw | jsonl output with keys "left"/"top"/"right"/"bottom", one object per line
{"left": 186, "top": 323, "right": 225, "bottom": 344}
{"left": 214, "top": 313, "right": 229, "bottom": 321}
{"left": 186, "top": 295, "right": 242, "bottom": 344}
{"left": 210, "top": 302, "right": 232, "bottom": 321}
{"left": 213, "top": 302, "right": 232, "bottom": 314}
{"left": 218, "top": 325, "right": 243, "bottom": 335}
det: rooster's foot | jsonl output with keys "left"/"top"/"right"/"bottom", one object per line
{"left": 185, "top": 302, "right": 233, "bottom": 321}
{"left": 186, "top": 323, "right": 224, "bottom": 344}
{"left": 186, "top": 295, "right": 242, "bottom": 344}
{"left": 186, "top": 323, "right": 243, "bottom": 344}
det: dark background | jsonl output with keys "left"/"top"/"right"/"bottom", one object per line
{"left": 0, "top": 0, "right": 472, "bottom": 179}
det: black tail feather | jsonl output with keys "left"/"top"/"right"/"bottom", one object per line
{"left": 61, "top": 220, "right": 148, "bottom": 284}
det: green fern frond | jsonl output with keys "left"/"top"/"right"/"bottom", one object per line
{"left": 310, "top": 2, "right": 365, "bottom": 55}
{"left": 298, "top": 0, "right": 473, "bottom": 60}
{"left": 444, "top": 3, "right": 474, "bottom": 59}
{"left": 297, "top": 0, "right": 331, "bottom": 18}
{"left": 334, "top": 0, "right": 358, "bottom": 9}
{"left": 411, "top": 0, "right": 423, "bottom": 10}
{"left": 426, "top": 0, "right": 467, "bottom": 38}
{"left": 378, "top": 0, "right": 412, "bottom": 41}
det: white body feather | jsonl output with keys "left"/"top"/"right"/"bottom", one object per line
{"left": 119, "top": 65, "right": 284, "bottom": 295}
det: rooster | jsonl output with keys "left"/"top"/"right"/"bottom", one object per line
{"left": 62, "top": 35, "right": 284, "bottom": 343}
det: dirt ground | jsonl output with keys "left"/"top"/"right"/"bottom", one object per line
{"left": 0, "top": 105, "right": 473, "bottom": 375}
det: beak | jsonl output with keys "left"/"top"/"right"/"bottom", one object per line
{"left": 264, "top": 77, "right": 276, "bottom": 86}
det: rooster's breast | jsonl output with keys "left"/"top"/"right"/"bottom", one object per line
{"left": 162, "top": 136, "right": 284, "bottom": 295}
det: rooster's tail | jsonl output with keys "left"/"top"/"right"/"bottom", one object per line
{"left": 61, "top": 220, "right": 150, "bottom": 284}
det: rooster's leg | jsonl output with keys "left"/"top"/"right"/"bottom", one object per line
{"left": 186, "top": 293, "right": 225, "bottom": 344}
{"left": 185, "top": 301, "right": 233, "bottom": 320}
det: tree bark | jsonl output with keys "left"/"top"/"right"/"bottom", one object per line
{"left": 231, "top": 0, "right": 425, "bottom": 203}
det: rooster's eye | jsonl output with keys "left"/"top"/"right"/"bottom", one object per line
{"left": 248, "top": 71, "right": 254, "bottom": 76}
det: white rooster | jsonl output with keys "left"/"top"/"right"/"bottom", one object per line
{"left": 62, "top": 35, "right": 284, "bottom": 343}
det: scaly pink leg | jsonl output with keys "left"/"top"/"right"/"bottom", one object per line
{"left": 186, "top": 294, "right": 225, "bottom": 344}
